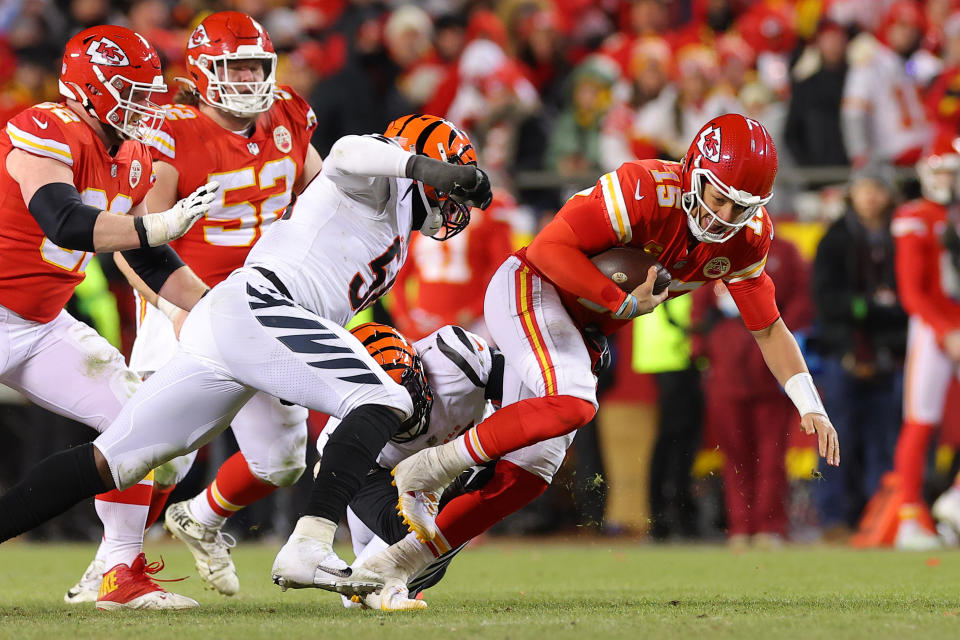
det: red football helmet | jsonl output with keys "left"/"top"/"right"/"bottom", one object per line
{"left": 350, "top": 322, "right": 432, "bottom": 442}
{"left": 59, "top": 25, "right": 166, "bottom": 142}
{"left": 680, "top": 113, "right": 778, "bottom": 243}
{"left": 384, "top": 114, "right": 478, "bottom": 240}
{"left": 917, "top": 131, "right": 960, "bottom": 204}
{"left": 182, "top": 11, "right": 277, "bottom": 117}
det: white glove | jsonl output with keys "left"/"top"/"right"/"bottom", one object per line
{"left": 140, "top": 181, "right": 219, "bottom": 246}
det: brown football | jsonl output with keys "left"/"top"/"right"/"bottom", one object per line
{"left": 590, "top": 247, "right": 672, "bottom": 295}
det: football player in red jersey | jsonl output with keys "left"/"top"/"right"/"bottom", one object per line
{"left": 392, "top": 188, "right": 515, "bottom": 341}
{"left": 58, "top": 11, "right": 323, "bottom": 600}
{"left": 885, "top": 133, "right": 960, "bottom": 549}
{"left": 0, "top": 25, "right": 219, "bottom": 610}
{"left": 390, "top": 113, "right": 840, "bottom": 542}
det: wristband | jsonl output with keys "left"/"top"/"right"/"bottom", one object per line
{"left": 784, "top": 372, "right": 826, "bottom": 417}
{"left": 156, "top": 297, "right": 182, "bottom": 323}
{"left": 133, "top": 216, "right": 150, "bottom": 248}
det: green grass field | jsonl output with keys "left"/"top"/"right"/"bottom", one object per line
{"left": 0, "top": 539, "right": 958, "bottom": 639}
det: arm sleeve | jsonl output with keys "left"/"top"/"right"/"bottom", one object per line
{"left": 525, "top": 193, "right": 627, "bottom": 312}
{"left": 324, "top": 134, "right": 411, "bottom": 181}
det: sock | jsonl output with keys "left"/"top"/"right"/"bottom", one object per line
{"left": 0, "top": 443, "right": 108, "bottom": 542}
{"left": 894, "top": 419, "right": 934, "bottom": 510}
{"left": 307, "top": 405, "right": 403, "bottom": 522}
{"left": 458, "top": 395, "right": 595, "bottom": 464}
{"left": 95, "top": 470, "right": 153, "bottom": 568}
{"left": 292, "top": 515, "right": 338, "bottom": 544}
{"left": 430, "top": 460, "right": 547, "bottom": 554}
{"left": 192, "top": 451, "right": 277, "bottom": 529}
{"left": 144, "top": 483, "right": 175, "bottom": 530}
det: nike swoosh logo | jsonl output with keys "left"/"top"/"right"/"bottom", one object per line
{"left": 317, "top": 564, "right": 352, "bottom": 579}
{"left": 635, "top": 181, "right": 644, "bottom": 200}
{"left": 32, "top": 116, "right": 48, "bottom": 130}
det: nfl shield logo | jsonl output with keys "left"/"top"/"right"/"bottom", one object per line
{"left": 110, "top": 164, "right": 117, "bottom": 178}
{"left": 247, "top": 142, "right": 260, "bottom": 155}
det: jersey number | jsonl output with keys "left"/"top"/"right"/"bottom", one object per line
{"left": 205, "top": 157, "right": 297, "bottom": 247}
{"left": 40, "top": 189, "right": 132, "bottom": 272}
{"left": 349, "top": 236, "right": 403, "bottom": 311}
{"left": 651, "top": 169, "right": 681, "bottom": 208}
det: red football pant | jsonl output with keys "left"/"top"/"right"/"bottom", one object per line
{"left": 206, "top": 451, "right": 278, "bottom": 517}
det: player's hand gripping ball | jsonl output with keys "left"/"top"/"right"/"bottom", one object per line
{"left": 590, "top": 247, "right": 672, "bottom": 295}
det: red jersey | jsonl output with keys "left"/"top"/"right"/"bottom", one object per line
{"left": 145, "top": 86, "right": 317, "bottom": 286}
{"left": 890, "top": 198, "right": 960, "bottom": 338}
{"left": 392, "top": 202, "right": 514, "bottom": 340}
{"left": 522, "top": 159, "right": 777, "bottom": 336}
{"left": 0, "top": 102, "right": 153, "bottom": 323}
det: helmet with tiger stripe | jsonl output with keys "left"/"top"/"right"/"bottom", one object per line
{"left": 350, "top": 322, "right": 433, "bottom": 442}
{"left": 384, "top": 113, "right": 477, "bottom": 240}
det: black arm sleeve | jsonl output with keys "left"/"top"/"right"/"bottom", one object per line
{"left": 405, "top": 155, "right": 478, "bottom": 193}
{"left": 27, "top": 182, "right": 101, "bottom": 252}
{"left": 120, "top": 244, "right": 186, "bottom": 294}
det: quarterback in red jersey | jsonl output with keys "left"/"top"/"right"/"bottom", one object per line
{"left": 1, "top": 25, "right": 218, "bottom": 610}
{"left": 62, "top": 11, "right": 323, "bottom": 600}
{"left": 886, "top": 133, "right": 960, "bottom": 549}
{"left": 392, "top": 188, "right": 515, "bottom": 341}
{"left": 391, "top": 113, "right": 840, "bottom": 542}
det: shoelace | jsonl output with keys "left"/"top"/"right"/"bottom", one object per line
{"left": 142, "top": 556, "right": 188, "bottom": 584}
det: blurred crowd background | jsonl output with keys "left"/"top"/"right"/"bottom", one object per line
{"left": 3, "top": 0, "right": 960, "bottom": 549}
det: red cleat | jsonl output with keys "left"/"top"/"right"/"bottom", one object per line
{"left": 96, "top": 553, "right": 198, "bottom": 610}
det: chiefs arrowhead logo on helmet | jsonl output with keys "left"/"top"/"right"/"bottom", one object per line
{"left": 85, "top": 38, "right": 130, "bottom": 66}
{"left": 188, "top": 24, "right": 211, "bottom": 49}
{"left": 697, "top": 125, "right": 722, "bottom": 163}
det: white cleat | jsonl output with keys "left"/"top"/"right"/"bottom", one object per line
{"left": 271, "top": 535, "right": 382, "bottom": 597}
{"left": 894, "top": 518, "right": 943, "bottom": 551}
{"left": 352, "top": 583, "right": 428, "bottom": 611}
{"left": 164, "top": 500, "right": 239, "bottom": 596}
{"left": 64, "top": 557, "right": 104, "bottom": 603}
{"left": 391, "top": 446, "right": 465, "bottom": 541}
{"left": 932, "top": 487, "right": 960, "bottom": 541}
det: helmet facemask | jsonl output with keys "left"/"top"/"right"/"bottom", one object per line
{"left": 918, "top": 155, "right": 960, "bottom": 205}
{"left": 681, "top": 165, "right": 769, "bottom": 243}
{"left": 392, "top": 354, "right": 434, "bottom": 443}
{"left": 91, "top": 67, "right": 166, "bottom": 142}
{"left": 190, "top": 48, "right": 277, "bottom": 117}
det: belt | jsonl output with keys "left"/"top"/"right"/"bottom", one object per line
{"left": 252, "top": 266, "right": 292, "bottom": 299}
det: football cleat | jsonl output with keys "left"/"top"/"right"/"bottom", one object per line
{"left": 893, "top": 518, "right": 943, "bottom": 551}
{"left": 95, "top": 553, "right": 198, "bottom": 610}
{"left": 351, "top": 539, "right": 430, "bottom": 611}
{"left": 932, "top": 487, "right": 960, "bottom": 542}
{"left": 391, "top": 446, "right": 466, "bottom": 541}
{"left": 164, "top": 500, "right": 239, "bottom": 596}
{"left": 271, "top": 535, "right": 382, "bottom": 597}
{"left": 395, "top": 490, "right": 440, "bottom": 543}
{"left": 64, "top": 557, "right": 104, "bottom": 603}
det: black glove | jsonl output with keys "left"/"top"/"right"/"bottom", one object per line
{"left": 582, "top": 325, "right": 610, "bottom": 376}
{"left": 448, "top": 167, "right": 492, "bottom": 210}
{"left": 405, "top": 156, "right": 493, "bottom": 210}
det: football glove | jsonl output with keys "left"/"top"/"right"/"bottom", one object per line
{"left": 139, "top": 181, "right": 219, "bottom": 247}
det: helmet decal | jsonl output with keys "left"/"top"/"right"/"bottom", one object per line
{"left": 86, "top": 37, "right": 130, "bottom": 67}
{"left": 697, "top": 125, "right": 722, "bottom": 163}
{"left": 188, "top": 25, "right": 211, "bottom": 48}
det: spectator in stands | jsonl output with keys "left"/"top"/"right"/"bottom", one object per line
{"left": 545, "top": 54, "right": 619, "bottom": 180}
{"left": 786, "top": 17, "right": 850, "bottom": 167}
{"left": 670, "top": 44, "right": 741, "bottom": 159}
{"left": 600, "top": 36, "right": 675, "bottom": 168}
{"left": 812, "top": 164, "right": 907, "bottom": 539}
{"left": 693, "top": 236, "right": 813, "bottom": 550}
{"left": 841, "top": 1, "right": 932, "bottom": 168}
{"left": 924, "top": 12, "right": 960, "bottom": 139}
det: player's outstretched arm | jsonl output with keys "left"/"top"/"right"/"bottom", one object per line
{"left": 7, "top": 149, "right": 219, "bottom": 252}
{"left": 750, "top": 317, "right": 840, "bottom": 466}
